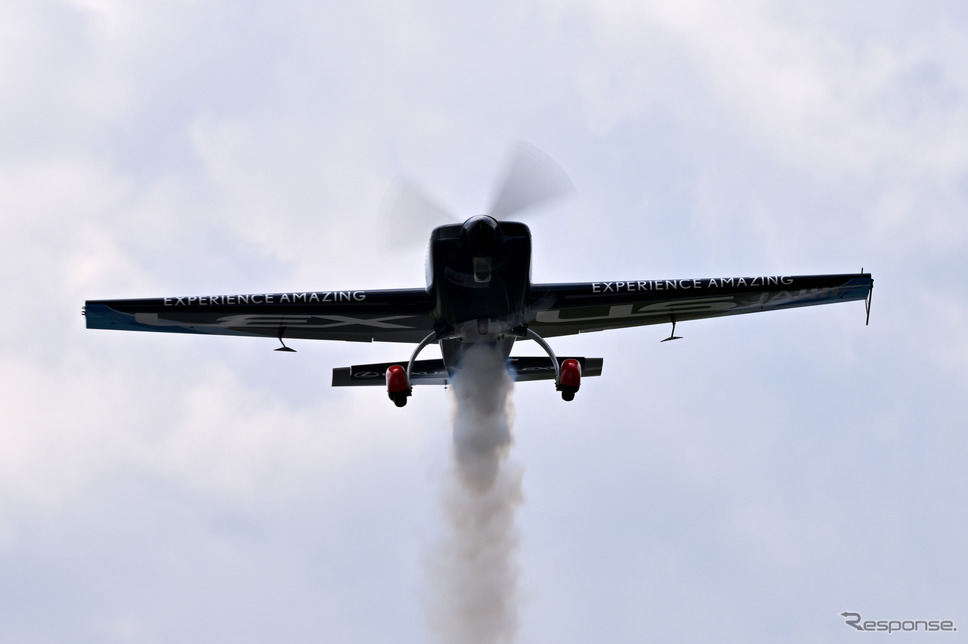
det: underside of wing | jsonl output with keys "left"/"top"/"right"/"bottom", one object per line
{"left": 527, "top": 273, "right": 873, "bottom": 337}
{"left": 85, "top": 288, "right": 435, "bottom": 343}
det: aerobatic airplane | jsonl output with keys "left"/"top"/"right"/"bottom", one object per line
{"left": 83, "top": 146, "right": 873, "bottom": 407}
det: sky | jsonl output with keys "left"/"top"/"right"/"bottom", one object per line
{"left": 2, "top": 0, "right": 967, "bottom": 642}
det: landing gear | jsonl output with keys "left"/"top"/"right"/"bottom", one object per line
{"left": 527, "top": 328, "right": 582, "bottom": 402}
{"left": 385, "top": 331, "right": 437, "bottom": 407}
{"left": 386, "top": 364, "right": 412, "bottom": 407}
{"left": 556, "top": 358, "right": 581, "bottom": 402}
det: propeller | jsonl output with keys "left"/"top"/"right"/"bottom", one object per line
{"left": 378, "top": 176, "right": 455, "bottom": 250}
{"left": 377, "top": 141, "right": 574, "bottom": 252}
{"left": 488, "top": 141, "right": 575, "bottom": 220}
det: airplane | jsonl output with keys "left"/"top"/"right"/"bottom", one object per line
{"left": 83, "top": 147, "right": 874, "bottom": 407}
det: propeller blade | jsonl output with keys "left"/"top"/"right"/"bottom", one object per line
{"left": 488, "top": 141, "right": 575, "bottom": 220}
{"left": 377, "top": 176, "right": 456, "bottom": 252}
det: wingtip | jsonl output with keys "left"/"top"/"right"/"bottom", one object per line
{"left": 865, "top": 279, "right": 873, "bottom": 326}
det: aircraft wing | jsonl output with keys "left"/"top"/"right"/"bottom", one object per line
{"left": 84, "top": 288, "right": 435, "bottom": 343}
{"left": 527, "top": 273, "right": 873, "bottom": 338}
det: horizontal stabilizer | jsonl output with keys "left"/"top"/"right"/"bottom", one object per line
{"left": 333, "top": 359, "right": 450, "bottom": 387}
{"left": 511, "top": 356, "right": 603, "bottom": 382}
{"left": 332, "top": 356, "right": 603, "bottom": 387}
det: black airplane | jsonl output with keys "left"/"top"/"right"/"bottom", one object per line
{"left": 84, "top": 147, "right": 873, "bottom": 407}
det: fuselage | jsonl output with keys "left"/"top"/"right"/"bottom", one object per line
{"left": 425, "top": 216, "right": 532, "bottom": 369}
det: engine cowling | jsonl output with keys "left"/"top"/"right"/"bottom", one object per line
{"left": 557, "top": 358, "right": 581, "bottom": 401}
{"left": 386, "top": 364, "right": 412, "bottom": 407}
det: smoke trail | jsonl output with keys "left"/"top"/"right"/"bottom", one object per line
{"left": 428, "top": 344, "right": 522, "bottom": 644}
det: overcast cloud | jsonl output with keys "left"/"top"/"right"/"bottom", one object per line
{"left": 1, "top": 1, "right": 966, "bottom": 642}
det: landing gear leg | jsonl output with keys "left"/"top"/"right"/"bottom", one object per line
{"left": 525, "top": 328, "right": 582, "bottom": 402}
{"left": 385, "top": 331, "right": 437, "bottom": 407}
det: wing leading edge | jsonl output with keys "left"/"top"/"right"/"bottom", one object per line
{"left": 527, "top": 272, "right": 872, "bottom": 337}
{"left": 84, "top": 288, "right": 435, "bottom": 343}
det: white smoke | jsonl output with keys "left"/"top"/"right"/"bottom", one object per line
{"left": 428, "top": 344, "right": 523, "bottom": 644}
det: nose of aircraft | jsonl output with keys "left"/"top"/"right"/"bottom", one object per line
{"left": 462, "top": 215, "right": 502, "bottom": 254}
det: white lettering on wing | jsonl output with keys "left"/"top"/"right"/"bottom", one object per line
{"left": 162, "top": 291, "right": 368, "bottom": 306}
{"left": 587, "top": 276, "right": 796, "bottom": 295}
